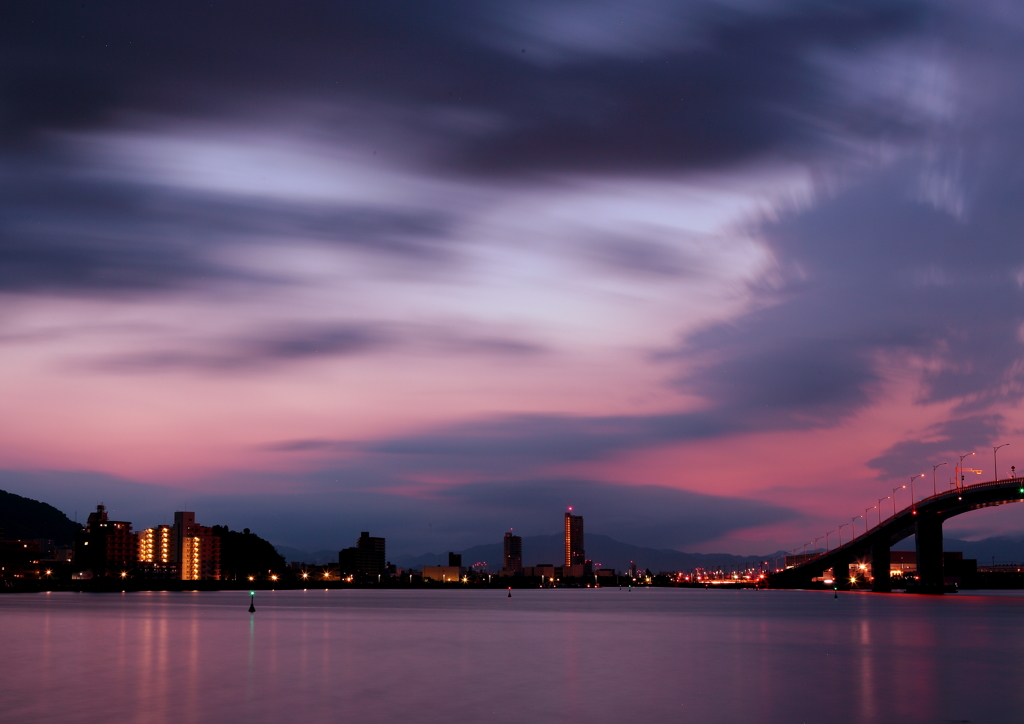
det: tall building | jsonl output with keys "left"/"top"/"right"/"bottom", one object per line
{"left": 503, "top": 532, "right": 522, "bottom": 572}
{"left": 338, "top": 531, "right": 386, "bottom": 577}
{"left": 173, "top": 512, "right": 221, "bottom": 581}
{"left": 136, "top": 512, "right": 220, "bottom": 580}
{"left": 137, "top": 524, "right": 177, "bottom": 578}
{"left": 448, "top": 552, "right": 462, "bottom": 567}
{"left": 74, "top": 505, "right": 135, "bottom": 577}
{"left": 564, "top": 510, "right": 584, "bottom": 568}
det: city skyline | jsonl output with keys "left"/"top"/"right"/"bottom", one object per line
{"left": 5, "top": 2, "right": 1024, "bottom": 556}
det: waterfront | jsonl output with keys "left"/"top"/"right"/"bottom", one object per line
{"left": 2, "top": 589, "right": 1024, "bottom": 723}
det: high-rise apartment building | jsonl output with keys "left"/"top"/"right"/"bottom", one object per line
{"left": 338, "top": 531, "right": 386, "bottom": 577}
{"left": 137, "top": 524, "right": 177, "bottom": 578}
{"left": 503, "top": 532, "right": 522, "bottom": 572}
{"left": 564, "top": 511, "right": 584, "bottom": 568}
{"left": 173, "top": 511, "right": 221, "bottom": 581}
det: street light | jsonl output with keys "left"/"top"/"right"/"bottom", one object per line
{"left": 994, "top": 444, "right": 1009, "bottom": 481}
{"left": 957, "top": 452, "right": 975, "bottom": 490}
{"left": 893, "top": 484, "right": 907, "bottom": 517}
{"left": 814, "top": 537, "right": 823, "bottom": 555}
{"left": 866, "top": 507, "right": 876, "bottom": 530}
{"left": 853, "top": 514, "right": 863, "bottom": 537}
{"left": 825, "top": 530, "right": 834, "bottom": 551}
{"left": 876, "top": 499, "right": 888, "bottom": 527}
{"left": 838, "top": 523, "right": 848, "bottom": 546}
{"left": 932, "top": 463, "right": 946, "bottom": 497}
{"left": 908, "top": 474, "right": 923, "bottom": 510}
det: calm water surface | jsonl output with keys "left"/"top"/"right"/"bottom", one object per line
{"left": 2, "top": 587, "right": 1024, "bottom": 724}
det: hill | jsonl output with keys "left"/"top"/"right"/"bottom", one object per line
{"left": 0, "top": 488, "right": 80, "bottom": 545}
{"left": 388, "top": 534, "right": 786, "bottom": 573}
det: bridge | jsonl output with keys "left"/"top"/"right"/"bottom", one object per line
{"left": 769, "top": 478, "right": 1024, "bottom": 593}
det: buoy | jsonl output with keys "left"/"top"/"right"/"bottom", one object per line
{"left": 249, "top": 590, "right": 256, "bottom": 613}
{"left": 507, "top": 587, "right": 511, "bottom": 598}
{"left": 834, "top": 587, "right": 838, "bottom": 599}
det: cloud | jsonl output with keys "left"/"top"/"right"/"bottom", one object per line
{"left": 0, "top": 166, "right": 461, "bottom": 297}
{"left": 88, "top": 322, "right": 547, "bottom": 373}
{"left": 2, "top": 1, "right": 934, "bottom": 175}
{"left": 867, "top": 415, "right": 1005, "bottom": 481}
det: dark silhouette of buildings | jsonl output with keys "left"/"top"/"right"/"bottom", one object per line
{"left": 448, "top": 552, "right": 462, "bottom": 567}
{"left": 565, "top": 511, "right": 584, "bottom": 567}
{"left": 339, "top": 532, "right": 386, "bottom": 577}
{"left": 74, "top": 505, "right": 135, "bottom": 578}
{"left": 503, "top": 532, "right": 522, "bottom": 572}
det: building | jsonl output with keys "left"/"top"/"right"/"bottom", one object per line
{"left": 422, "top": 565, "right": 464, "bottom": 582}
{"left": 137, "top": 524, "right": 177, "bottom": 578}
{"left": 523, "top": 564, "right": 561, "bottom": 580}
{"left": 338, "top": 531, "right": 386, "bottom": 577}
{"left": 74, "top": 505, "right": 135, "bottom": 578}
{"left": 503, "top": 532, "right": 522, "bottom": 572}
{"left": 565, "top": 510, "right": 584, "bottom": 567}
{"left": 174, "top": 512, "right": 221, "bottom": 581}
{"left": 0, "top": 539, "right": 43, "bottom": 580}
{"left": 448, "top": 552, "right": 462, "bottom": 567}
{"left": 135, "top": 512, "right": 221, "bottom": 580}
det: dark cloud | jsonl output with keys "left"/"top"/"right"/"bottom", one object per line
{"left": 88, "top": 323, "right": 546, "bottom": 373}
{"left": 584, "top": 235, "right": 698, "bottom": 278}
{"left": 0, "top": 467, "right": 801, "bottom": 553}
{"left": 0, "top": 168, "right": 459, "bottom": 296}
{"left": 94, "top": 324, "right": 392, "bottom": 372}
{"left": 317, "top": 405, "right": 829, "bottom": 479}
{"left": 1, "top": 1, "right": 933, "bottom": 173}
{"left": 868, "top": 415, "right": 1005, "bottom": 481}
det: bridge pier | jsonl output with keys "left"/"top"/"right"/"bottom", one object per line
{"left": 871, "top": 544, "right": 891, "bottom": 592}
{"left": 915, "top": 518, "right": 944, "bottom": 592}
{"left": 831, "top": 557, "right": 851, "bottom": 589}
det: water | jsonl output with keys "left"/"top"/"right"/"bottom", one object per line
{"left": 2, "top": 587, "right": 1024, "bottom": 724}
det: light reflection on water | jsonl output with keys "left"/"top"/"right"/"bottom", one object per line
{"left": 2, "top": 588, "right": 1024, "bottom": 724}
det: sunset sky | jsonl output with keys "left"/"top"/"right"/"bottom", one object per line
{"left": 4, "top": 1, "right": 1024, "bottom": 556}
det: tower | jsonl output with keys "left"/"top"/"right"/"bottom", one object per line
{"left": 503, "top": 531, "right": 522, "bottom": 572}
{"left": 564, "top": 510, "right": 584, "bottom": 568}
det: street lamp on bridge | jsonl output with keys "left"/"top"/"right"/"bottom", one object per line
{"left": 838, "top": 523, "right": 848, "bottom": 546}
{"left": 932, "top": 463, "right": 946, "bottom": 497}
{"left": 957, "top": 452, "right": 975, "bottom": 490}
{"left": 876, "top": 499, "right": 888, "bottom": 527}
{"left": 994, "top": 444, "right": 1009, "bottom": 481}
{"left": 854, "top": 514, "right": 864, "bottom": 537}
{"left": 892, "top": 485, "right": 906, "bottom": 517}
{"left": 908, "top": 474, "right": 923, "bottom": 511}
{"left": 825, "top": 530, "right": 834, "bottom": 551}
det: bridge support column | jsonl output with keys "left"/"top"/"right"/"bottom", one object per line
{"left": 871, "top": 544, "right": 891, "bottom": 592}
{"left": 831, "top": 557, "right": 851, "bottom": 589}
{"left": 915, "top": 518, "right": 944, "bottom": 592}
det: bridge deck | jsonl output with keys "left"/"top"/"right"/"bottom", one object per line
{"left": 770, "top": 477, "right": 1024, "bottom": 587}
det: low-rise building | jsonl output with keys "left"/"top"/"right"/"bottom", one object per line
{"left": 422, "top": 565, "right": 464, "bottom": 582}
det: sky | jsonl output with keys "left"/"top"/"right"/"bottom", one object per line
{"left": 4, "top": 1, "right": 1024, "bottom": 557}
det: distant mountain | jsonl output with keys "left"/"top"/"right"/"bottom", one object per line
{"left": 275, "top": 545, "right": 339, "bottom": 565}
{"left": 276, "top": 533, "right": 1024, "bottom": 572}
{"left": 389, "top": 534, "right": 787, "bottom": 573}
{"left": 0, "top": 488, "right": 80, "bottom": 545}
{"left": 894, "top": 535, "right": 1024, "bottom": 565}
